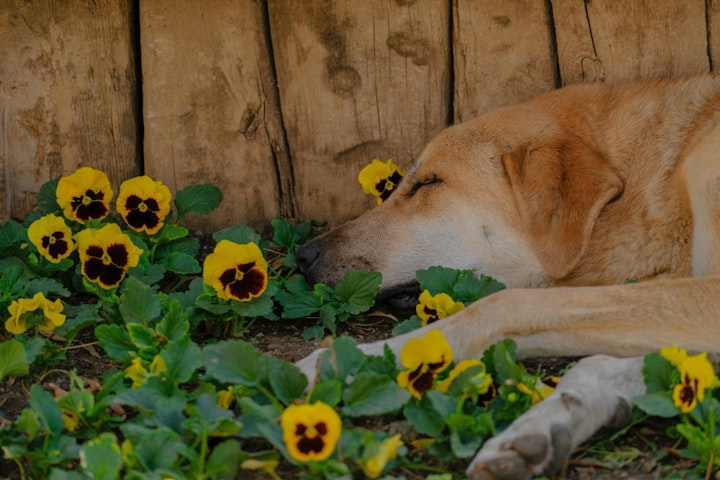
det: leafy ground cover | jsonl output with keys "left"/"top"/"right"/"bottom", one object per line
{"left": 0, "top": 166, "right": 718, "bottom": 480}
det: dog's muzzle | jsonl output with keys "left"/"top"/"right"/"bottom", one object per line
{"left": 296, "top": 238, "right": 325, "bottom": 285}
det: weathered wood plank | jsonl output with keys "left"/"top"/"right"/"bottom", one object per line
{"left": 141, "top": 0, "right": 292, "bottom": 232}
{"left": 268, "top": 0, "right": 451, "bottom": 225}
{"left": 0, "top": 0, "right": 139, "bottom": 222}
{"left": 453, "top": 0, "right": 557, "bottom": 122}
{"left": 552, "top": 0, "right": 709, "bottom": 85}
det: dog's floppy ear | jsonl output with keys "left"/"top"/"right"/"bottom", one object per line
{"left": 502, "top": 140, "right": 624, "bottom": 279}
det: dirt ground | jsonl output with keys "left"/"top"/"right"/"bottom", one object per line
{"left": 0, "top": 314, "right": 704, "bottom": 479}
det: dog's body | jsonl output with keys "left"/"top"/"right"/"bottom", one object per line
{"left": 296, "top": 75, "right": 720, "bottom": 479}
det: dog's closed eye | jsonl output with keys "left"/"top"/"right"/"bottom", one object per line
{"left": 408, "top": 174, "right": 441, "bottom": 196}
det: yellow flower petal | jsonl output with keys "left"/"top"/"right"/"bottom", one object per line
{"left": 217, "top": 387, "right": 235, "bottom": 410}
{"left": 27, "top": 214, "right": 75, "bottom": 263}
{"left": 57, "top": 167, "right": 113, "bottom": 223}
{"left": 358, "top": 434, "right": 403, "bottom": 479}
{"left": 5, "top": 292, "right": 65, "bottom": 334}
{"left": 124, "top": 358, "right": 148, "bottom": 388}
{"left": 280, "top": 402, "right": 342, "bottom": 462}
{"left": 396, "top": 329, "right": 454, "bottom": 398}
{"left": 358, "top": 159, "right": 405, "bottom": 204}
{"left": 75, "top": 223, "right": 142, "bottom": 289}
{"left": 116, "top": 176, "right": 172, "bottom": 235}
{"left": 416, "top": 290, "right": 465, "bottom": 326}
{"left": 202, "top": 240, "right": 268, "bottom": 301}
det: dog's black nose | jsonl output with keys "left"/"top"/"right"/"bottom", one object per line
{"left": 296, "top": 239, "right": 324, "bottom": 283}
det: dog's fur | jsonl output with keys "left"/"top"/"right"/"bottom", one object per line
{"left": 295, "top": 75, "right": 720, "bottom": 479}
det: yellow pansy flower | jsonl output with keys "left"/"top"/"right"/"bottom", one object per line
{"left": 56, "top": 167, "right": 113, "bottom": 223}
{"left": 27, "top": 214, "right": 75, "bottom": 263}
{"left": 416, "top": 290, "right": 465, "bottom": 326}
{"left": 358, "top": 159, "right": 405, "bottom": 204}
{"left": 6, "top": 292, "right": 66, "bottom": 335}
{"left": 75, "top": 223, "right": 142, "bottom": 289}
{"left": 203, "top": 240, "right": 268, "bottom": 301}
{"left": 280, "top": 402, "right": 342, "bottom": 462}
{"left": 116, "top": 176, "right": 172, "bottom": 235}
{"left": 396, "top": 329, "right": 453, "bottom": 399}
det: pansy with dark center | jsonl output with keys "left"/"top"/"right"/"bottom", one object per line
{"left": 397, "top": 329, "right": 454, "bottom": 398}
{"left": 661, "top": 344, "right": 719, "bottom": 413}
{"left": 56, "top": 167, "right": 113, "bottom": 223}
{"left": 203, "top": 240, "right": 268, "bottom": 302}
{"left": 75, "top": 223, "right": 142, "bottom": 289}
{"left": 116, "top": 175, "right": 172, "bottom": 235}
{"left": 358, "top": 158, "right": 406, "bottom": 204}
{"left": 280, "top": 402, "right": 342, "bottom": 462}
{"left": 27, "top": 214, "right": 75, "bottom": 263}
{"left": 416, "top": 290, "right": 465, "bottom": 327}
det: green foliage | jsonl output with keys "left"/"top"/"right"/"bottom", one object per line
{"left": 1, "top": 171, "right": 716, "bottom": 479}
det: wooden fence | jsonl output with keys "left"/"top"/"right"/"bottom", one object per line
{"left": 1, "top": 0, "right": 717, "bottom": 232}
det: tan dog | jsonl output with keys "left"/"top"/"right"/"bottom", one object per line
{"left": 295, "top": 75, "right": 720, "bottom": 479}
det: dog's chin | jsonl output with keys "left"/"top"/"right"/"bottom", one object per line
{"left": 375, "top": 282, "right": 421, "bottom": 318}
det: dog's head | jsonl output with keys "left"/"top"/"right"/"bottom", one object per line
{"left": 297, "top": 109, "right": 623, "bottom": 312}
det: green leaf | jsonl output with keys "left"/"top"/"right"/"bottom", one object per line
{"left": 268, "top": 358, "right": 308, "bottom": 405}
{"left": 476, "top": 274, "right": 506, "bottom": 299}
{"left": 119, "top": 277, "right": 161, "bottom": 325}
{"left": 309, "top": 379, "right": 342, "bottom": 406}
{"left": 318, "top": 336, "right": 367, "bottom": 382}
{"left": 160, "top": 336, "right": 201, "bottom": 383}
{"left": 26, "top": 277, "right": 70, "bottom": 297}
{"left": 161, "top": 251, "right": 201, "bottom": 274}
{"left": 156, "top": 300, "right": 190, "bottom": 341}
{"left": 281, "top": 291, "right": 322, "bottom": 318}
{"left": 206, "top": 439, "right": 243, "bottom": 479}
{"left": 134, "top": 427, "right": 183, "bottom": 471}
{"left": 391, "top": 317, "right": 422, "bottom": 336}
{"left": 36, "top": 178, "right": 60, "bottom": 214}
{"left": 0, "top": 220, "right": 27, "bottom": 257}
{"left": 271, "top": 218, "right": 315, "bottom": 253}
{"left": 634, "top": 392, "right": 679, "bottom": 418}
{"left": 642, "top": 351, "right": 676, "bottom": 393}
{"left": 447, "top": 412, "right": 494, "bottom": 458}
{"left": 175, "top": 183, "right": 223, "bottom": 218}
{"left": 0, "top": 339, "right": 29, "bottom": 381}
{"left": 127, "top": 323, "right": 160, "bottom": 356}
{"left": 155, "top": 224, "right": 189, "bottom": 244}
{"left": 416, "top": 266, "right": 460, "bottom": 295}
{"left": 342, "top": 373, "right": 411, "bottom": 416}
{"left": 333, "top": 270, "right": 382, "bottom": 315}
{"left": 212, "top": 224, "right": 264, "bottom": 246}
{"left": 229, "top": 294, "right": 274, "bottom": 318}
{"left": 483, "top": 339, "right": 524, "bottom": 383}
{"left": 80, "top": 433, "right": 123, "bottom": 480}
{"left": 203, "top": 340, "right": 268, "bottom": 386}
{"left": 95, "top": 324, "right": 135, "bottom": 363}
{"left": 28, "top": 385, "right": 64, "bottom": 436}
{"left": 403, "top": 396, "right": 445, "bottom": 437}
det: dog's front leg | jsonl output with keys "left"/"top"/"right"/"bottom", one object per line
{"left": 466, "top": 355, "right": 645, "bottom": 480}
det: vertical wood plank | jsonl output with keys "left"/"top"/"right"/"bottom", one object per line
{"left": 0, "top": 0, "right": 139, "bottom": 222}
{"left": 553, "top": 0, "right": 709, "bottom": 85}
{"left": 707, "top": 0, "right": 720, "bottom": 71}
{"left": 141, "top": 0, "right": 292, "bottom": 232}
{"left": 453, "top": 0, "right": 557, "bottom": 123}
{"left": 268, "top": 0, "right": 451, "bottom": 225}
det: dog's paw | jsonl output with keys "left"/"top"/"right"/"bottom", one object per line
{"left": 466, "top": 355, "right": 641, "bottom": 480}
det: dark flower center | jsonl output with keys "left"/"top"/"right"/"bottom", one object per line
{"left": 294, "top": 422, "right": 328, "bottom": 454}
{"left": 124, "top": 195, "right": 162, "bottom": 230}
{"left": 82, "top": 243, "right": 131, "bottom": 288}
{"left": 375, "top": 171, "right": 404, "bottom": 201}
{"left": 218, "top": 262, "right": 266, "bottom": 300}
{"left": 41, "top": 232, "right": 69, "bottom": 259}
{"left": 71, "top": 189, "right": 108, "bottom": 221}
{"left": 678, "top": 374, "right": 698, "bottom": 406}
{"left": 423, "top": 305, "right": 439, "bottom": 323}
{"left": 407, "top": 357, "right": 447, "bottom": 395}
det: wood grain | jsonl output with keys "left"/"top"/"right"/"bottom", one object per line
{"left": 0, "top": 0, "right": 139, "bottom": 222}
{"left": 267, "top": 0, "right": 451, "bottom": 225}
{"left": 552, "top": 0, "right": 710, "bottom": 85}
{"left": 141, "top": 0, "right": 292, "bottom": 231}
{"left": 453, "top": 0, "right": 557, "bottom": 123}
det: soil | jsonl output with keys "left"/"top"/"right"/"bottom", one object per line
{"left": 0, "top": 313, "right": 700, "bottom": 479}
